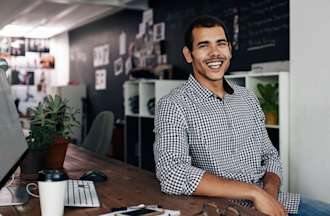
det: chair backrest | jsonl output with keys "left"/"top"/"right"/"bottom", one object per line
{"left": 82, "top": 111, "right": 114, "bottom": 156}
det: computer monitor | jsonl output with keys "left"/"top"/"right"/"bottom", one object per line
{"left": 0, "top": 58, "right": 29, "bottom": 206}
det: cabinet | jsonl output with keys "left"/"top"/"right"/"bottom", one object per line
{"left": 124, "top": 72, "right": 289, "bottom": 191}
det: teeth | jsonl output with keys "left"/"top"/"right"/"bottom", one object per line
{"left": 207, "top": 61, "right": 222, "bottom": 69}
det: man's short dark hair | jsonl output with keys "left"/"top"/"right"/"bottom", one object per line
{"left": 184, "top": 15, "right": 231, "bottom": 51}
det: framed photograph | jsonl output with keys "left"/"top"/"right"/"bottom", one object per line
{"left": 153, "top": 22, "right": 165, "bottom": 42}
{"left": 95, "top": 69, "right": 107, "bottom": 90}
{"left": 10, "top": 37, "right": 25, "bottom": 56}
{"left": 114, "top": 57, "right": 123, "bottom": 76}
{"left": 93, "top": 44, "right": 110, "bottom": 67}
{"left": 11, "top": 70, "right": 34, "bottom": 85}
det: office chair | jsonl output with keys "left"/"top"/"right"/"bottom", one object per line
{"left": 81, "top": 111, "right": 114, "bottom": 156}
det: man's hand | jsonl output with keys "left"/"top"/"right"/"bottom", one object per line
{"left": 263, "top": 172, "right": 281, "bottom": 199}
{"left": 252, "top": 187, "right": 287, "bottom": 216}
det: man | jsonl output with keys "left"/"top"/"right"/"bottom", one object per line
{"left": 153, "top": 15, "right": 330, "bottom": 216}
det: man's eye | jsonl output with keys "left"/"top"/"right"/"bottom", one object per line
{"left": 198, "top": 44, "right": 207, "bottom": 48}
{"left": 218, "top": 42, "right": 228, "bottom": 47}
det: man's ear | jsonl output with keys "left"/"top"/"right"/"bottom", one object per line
{"left": 182, "top": 46, "right": 193, "bottom": 63}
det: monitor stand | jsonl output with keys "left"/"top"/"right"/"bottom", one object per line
{"left": 0, "top": 186, "right": 29, "bottom": 206}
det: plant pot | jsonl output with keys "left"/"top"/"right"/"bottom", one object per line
{"left": 20, "top": 149, "right": 47, "bottom": 175}
{"left": 265, "top": 112, "right": 278, "bottom": 125}
{"left": 46, "top": 137, "right": 70, "bottom": 170}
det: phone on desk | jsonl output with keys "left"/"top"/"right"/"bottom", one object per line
{"left": 115, "top": 207, "right": 164, "bottom": 216}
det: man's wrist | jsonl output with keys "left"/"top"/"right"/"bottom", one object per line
{"left": 248, "top": 184, "right": 264, "bottom": 202}
{"left": 264, "top": 184, "right": 279, "bottom": 198}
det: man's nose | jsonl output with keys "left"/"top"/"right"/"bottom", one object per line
{"left": 208, "top": 45, "right": 221, "bottom": 56}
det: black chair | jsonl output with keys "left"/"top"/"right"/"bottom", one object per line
{"left": 81, "top": 111, "right": 114, "bottom": 156}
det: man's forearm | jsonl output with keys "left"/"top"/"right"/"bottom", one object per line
{"left": 262, "top": 172, "right": 281, "bottom": 199}
{"left": 193, "top": 172, "right": 260, "bottom": 201}
{"left": 192, "top": 172, "right": 286, "bottom": 215}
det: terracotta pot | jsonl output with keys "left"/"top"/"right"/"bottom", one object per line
{"left": 20, "top": 149, "right": 47, "bottom": 175}
{"left": 265, "top": 112, "right": 278, "bottom": 125}
{"left": 46, "top": 137, "right": 70, "bottom": 170}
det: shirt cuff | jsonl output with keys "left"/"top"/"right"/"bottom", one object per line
{"left": 183, "top": 167, "right": 206, "bottom": 195}
{"left": 265, "top": 161, "right": 283, "bottom": 181}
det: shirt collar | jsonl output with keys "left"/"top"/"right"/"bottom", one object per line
{"left": 187, "top": 74, "right": 234, "bottom": 99}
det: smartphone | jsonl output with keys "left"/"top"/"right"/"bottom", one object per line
{"left": 115, "top": 207, "right": 164, "bottom": 216}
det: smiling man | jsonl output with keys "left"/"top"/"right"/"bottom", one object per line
{"left": 153, "top": 15, "right": 301, "bottom": 216}
{"left": 154, "top": 15, "right": 330, "bottom": 216}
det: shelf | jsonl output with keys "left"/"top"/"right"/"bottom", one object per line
{"left": 139, "top": 115, "right": 154, "bottom": 119}
{"left": 265, "top": 124, "right": 280, "bottom": 129}
{"left": 125, "top": 114, "right": 139, "bottom": 117}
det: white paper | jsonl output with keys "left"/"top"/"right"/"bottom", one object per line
{"left": 143, "top": 9, "right": 153, "bottom": 24}
{"left": 95, "top": 69, "right": 106, "bottom": 90}
{"left": 138, "top": 22, "right": 146, "bottom": 38}
{"left": 153, "top": 22, "right": 165, "bottom": 42}
{"left": 125, "top": 57, "right": 132, "bottom": 75}
{"left": 99, "top": 207, "right": 180, "bottom": 216}
{"left": 93, "top": 44, "right": 109, "bottom": 67}
{"left": 119, "top": 32, "right": 126, "bottom": 55}
{"left": 114, "top": 57, "right": 123, "bottom": 76}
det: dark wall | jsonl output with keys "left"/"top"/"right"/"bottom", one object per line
{"left": 151, "top": 0, "right": 289, "bottom": 73}
{"left": 69, "top": 10, "right": 141, "bottom": 127}
{"left": 69, "top": 0, "right": 289, "bottom": 129}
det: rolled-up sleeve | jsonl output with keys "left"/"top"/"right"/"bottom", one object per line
{"left": 250, "top": 90, "right": 283, "bottom": 180}
{"left": 153, "top": 97, "right": 205, "bottom": 195}
{"left": 261, "top": 123, "right": 283, "bottom": 180}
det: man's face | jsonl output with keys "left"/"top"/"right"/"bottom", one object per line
{"left": 183, "top": 26, "right": 232, "bottom": 85}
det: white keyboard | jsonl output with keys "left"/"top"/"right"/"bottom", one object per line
{"left": 64, "top": 180, "right": 100, "bottom": 207}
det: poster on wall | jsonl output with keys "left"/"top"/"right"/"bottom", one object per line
{"left": 125, "top": 57, "right": 132, "bottom": 75}
{"left": 27, "top": 38, "right": 50, "bottom": 52}
{"left": 95, "top": 69, "right": 107, "bottom": 90}
{"left": 0, "top": 37, "right": 11, "bottom": 54}
{"left": 11, "top": 70, "right": 34, "bottom": 85}
{"left": 143, "top": 9, "right": 153, "bottom": 25}
{"left": 114, "top": 57, "right": 123, "bottom": 76}
{"left": 153, "top": 22, "right": 165, "bottom": 42}
{"left": 10, "top": 37, "right": 25, "bottom": 56}
{"left": 93, "top": 44, "right": 109, "bottom": 67}
{"left": 119, "top": 32, "right": 126, "bottom": 55}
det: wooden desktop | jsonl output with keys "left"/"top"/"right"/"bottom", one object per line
{"left": 0, "top": 144, "right": 264, "bottom": 216}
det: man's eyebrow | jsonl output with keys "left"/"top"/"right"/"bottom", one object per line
{"left": 197, "top": 38, "right": 228, "bottom": 46}
{"left": 216, "top": 39, "right": 228, "bottom": 43}
{"left": 197, "top": 41, "right": 209, "bottom": 46}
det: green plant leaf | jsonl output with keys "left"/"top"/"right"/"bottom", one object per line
{"left": 27, "top": 94, "right": 80, "bottom": 150}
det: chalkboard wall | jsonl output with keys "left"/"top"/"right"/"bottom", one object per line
{"left": 69, "top": 10, "right": 141, "bottom": 128}
{"left": 69, "top": 0, "right": 289, "bottom": 129}
{"left": 151, "top": 0, "right": 289, "bottom": 73}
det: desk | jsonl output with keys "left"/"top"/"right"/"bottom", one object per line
{"left": 0, "top": 144, "right": 264, "bottom": 216}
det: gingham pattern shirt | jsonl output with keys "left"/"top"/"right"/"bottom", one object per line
{"left": 154, "top": 75, "right": 300, "bottom": 214}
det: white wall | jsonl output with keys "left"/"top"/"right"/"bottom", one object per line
{"left": 290, "top": 0, "right": 330, "bottom": 203}
{"left": 49, "top": 32, "right": 70, "bottom": 86}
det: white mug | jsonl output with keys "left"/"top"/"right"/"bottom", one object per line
{"left": 26, "top": 170, "right": 68, "bottom": 216}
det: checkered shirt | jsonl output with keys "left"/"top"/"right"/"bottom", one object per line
{"left": 153, "top": 75, "right": 300, "bottom": 214}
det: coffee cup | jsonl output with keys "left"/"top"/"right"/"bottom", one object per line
{"left": 26, "top": 170, "right": 68, "bottom": 216}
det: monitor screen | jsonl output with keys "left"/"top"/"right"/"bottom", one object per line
{"left": 0, "top": 59, "right": 28, "bottom": 190}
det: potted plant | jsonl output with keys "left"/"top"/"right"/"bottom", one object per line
{"left": 25, "top": 95, "right": 80, "bottom": 171}
{"left": 257, "top": 83, "right": 279, "bottom": 125}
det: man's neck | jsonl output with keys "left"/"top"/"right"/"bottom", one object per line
{"left": 207, "top": 80, "right": 225, "bottom": 99}
{"left": 195, "top": 76, "right": 225, "bottom": 99}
